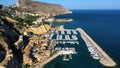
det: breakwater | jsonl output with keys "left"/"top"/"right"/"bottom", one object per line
{"left": 77, "top": 28, "right": 117, "bottom": 67}
{"left": 34, "top": 51, "right": 61, "bottom": 68}
{"left": 34, "top": 49, "right": 76, "bottom": 68}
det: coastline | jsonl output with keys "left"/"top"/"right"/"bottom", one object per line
{"left": 1, "top": 7, "right": 118, "bottom": 67}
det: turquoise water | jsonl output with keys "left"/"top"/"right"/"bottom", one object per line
{"left": 45, "top": 10, "right": 120, "bottom": 68}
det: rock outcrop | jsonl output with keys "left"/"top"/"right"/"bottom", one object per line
{"left": 27, "top": 24, "right": 51, "bottom": 34}
{"left": 16, "top": 0, "right": 72, "bottom": 17}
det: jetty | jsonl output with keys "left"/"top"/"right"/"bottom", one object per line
{"left": 49, "top": 29, "right": 79, "bottom": 45}
{"left": 55, "top": 29, "right": 78, "bottom": 35}
{"left": 34, "top": 51, "right": 61, "bottom": 68}
{"left": 77, "top": 28, "right": 117, "bottom": 67}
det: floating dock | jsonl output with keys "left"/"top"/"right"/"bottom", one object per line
{"left": 77, "top": 28, "right": 117, "bottom": 67}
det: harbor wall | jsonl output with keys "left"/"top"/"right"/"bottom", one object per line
{"left": 34, "top": 51, "right": 61, "bottom": 68}
{"left": 77, "top": 28, "right": 116, "bottom": 67}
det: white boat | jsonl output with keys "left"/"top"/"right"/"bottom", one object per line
{"left": 91, "top": 54, "right": 100, "bottom": 60}
{"left": 63, "top": 55, "right": 69, "bottom": 61}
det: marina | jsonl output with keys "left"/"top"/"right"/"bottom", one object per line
{"left": 51, "top": 29, "right": 78, "bottom": 62}
{"left": 45, "top": 10, "right": 119, "bottom": 68}
{"left": 37, "top": 28, "right": 117, "bottom": 68}
{"left": 49, "top": 29, "right": 80, "bottom": 45}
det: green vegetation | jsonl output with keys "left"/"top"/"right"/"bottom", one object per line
{"left": 13, "top": 15, "right": 39, "bottom": 29}
{"left": 42, "top": 21, "right": 50, "bottom": 25}
{"left": 37, "top": 21, "right": 50, "bottom": 26}
{"left": 15, "top": 22, "right": 24, "bottom": 29}
{"left": 63, "top": 18, "right": 71, "bottom": 20}
{"left": 14, "top": 15, "right": 39, "bottom": 24}
{"left": 24, "top": 15, "right": 39, "bottom": 25}
{"left": 0, "top": 7, "right": 51, "bottom": 30}
{"left": 0, "top": 6, "right": 16, "bottom": 17}
{"left": 50, "top": 50, "right": 57, "bottom": 57}
{"left": 22, "top": 64, "right": 30, "bottom": 68}
{"left": 14, "top": 16, "right": 23, "bottom": 22}
{"left": 0, "top": 7, "right": 39, "bottom": 29}
{"left": 0, "top": 32, "right": 3, "bottom": 37}
{"left": 0, "top": 10, "right": 10, "bottom": 16}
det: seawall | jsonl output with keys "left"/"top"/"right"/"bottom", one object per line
{"left": 34, "top": 51, "right": 61, "bottom": 68}
{"left": 77, "top": 28, "right": 117, "bottom": 67}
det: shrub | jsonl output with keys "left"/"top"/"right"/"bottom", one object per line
{"left": 0, "top": 32, "right": 3, "bottom": 37}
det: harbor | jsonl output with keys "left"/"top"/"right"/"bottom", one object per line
{"left": 34, "top": 29, "right": 79, "bottom": 68}
{"left": 34, "top": 28, "right": 117, "bottom": 68}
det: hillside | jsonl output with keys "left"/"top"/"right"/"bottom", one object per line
{"left": 16, "top": 0, "right": 72, "bottom": 17}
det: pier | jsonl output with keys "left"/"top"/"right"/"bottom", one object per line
{"left": 56, "top": 41, "right": 79, "bottom": 45}
{"left": 49, "top": 29, "right": 79, "bottom": 45}
{"left": 77, "top": 28, "right": 117, "bottom": 67}
{"left": 55, "top": 29, "right": 78, "bottom": 35}
{"left": 55, "top": 35, "right": 78, "bottom": 41}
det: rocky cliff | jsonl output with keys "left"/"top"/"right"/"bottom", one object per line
{"left": 16, "top": 0, "right": 72, "bottom": 17}
{"left": 26, "top": 24, "right": 51, "bottom": 34}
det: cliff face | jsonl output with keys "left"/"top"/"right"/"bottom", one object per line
{"left": 27, "top": 24, "right": 51, "bottom": 34}
{"left": 31, "top": 2, "right": 71, "bottom": 16}
{"left": 16, "top": 0, "right": 71, "bottom": 17}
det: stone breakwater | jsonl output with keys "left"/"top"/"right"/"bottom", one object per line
{"left": 77, "top": 28, "right": 117, "bottom": 67}
{"left": 34, "top": 51, "right": 61, "bottom": 68}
